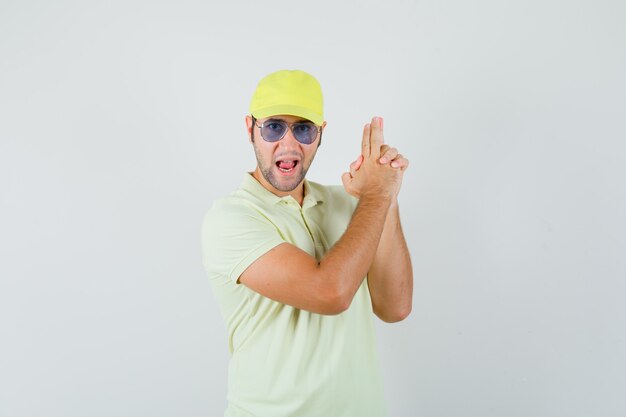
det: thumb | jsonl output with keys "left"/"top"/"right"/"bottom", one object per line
{"left": 341, "top": 172, "right": 352, "bottom": 190}
{"left": 353, "top": 154, "right": 364, "bottom": 170}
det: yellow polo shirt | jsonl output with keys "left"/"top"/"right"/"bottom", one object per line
{"left": 202, "top": 173, "right": 387, "bottom": 417}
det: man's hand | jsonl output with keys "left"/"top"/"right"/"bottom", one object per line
{"left": 341, "top": 117, "right": 413, "bottom": 322}
{"left": 342, "top": 117, "right": 409, "bottom": 200}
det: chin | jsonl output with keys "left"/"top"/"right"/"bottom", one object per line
{"left": 268, "top": 169, "right": 305, "bottom": 192}
{"left": 272, "top": 178, "right": 302, "bottom": 192}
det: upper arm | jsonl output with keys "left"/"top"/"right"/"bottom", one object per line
{"left": 202, "top": 202, "right": 285, "bottom": 283}
{"left": 239, "top": 242, "right": 347, "bottom": 315}
{"left": 202, "top": 200, "right": 346, "bottom": 315}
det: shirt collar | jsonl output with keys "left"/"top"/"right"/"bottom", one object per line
{"left": 240, "top": 173, "right": 323, "bottom": 208}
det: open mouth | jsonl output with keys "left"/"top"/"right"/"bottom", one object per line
{"left": 276, "top": 159, "right": 299, "bottom": 174}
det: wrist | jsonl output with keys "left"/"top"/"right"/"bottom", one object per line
{"left": 359, "top": 192, "right": 394, "bottom": 210}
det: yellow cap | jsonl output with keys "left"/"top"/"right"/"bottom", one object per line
{"left": 249, "top": 70, "right": 324, "bottom": 126}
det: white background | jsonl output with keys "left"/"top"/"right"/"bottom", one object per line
{"left": 1, "top": 0, "right": 625, "bottom": 416}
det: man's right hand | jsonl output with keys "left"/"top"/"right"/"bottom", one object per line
{"left": 341, "top": 117, "right": 404, "bottom": 201}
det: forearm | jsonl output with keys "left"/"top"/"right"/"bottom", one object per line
{"left": 368, "top": 202, "right": 413, "bottom": 322}
{"left": 317, "top": 195, "right": 392, "bottom": 307}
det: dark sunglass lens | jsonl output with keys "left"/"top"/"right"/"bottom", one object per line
{"left": 262, "top": 121, "right": 287, "bottom": 142}
{"left": 293, "top": 123, "right": 317, "bottom": 144}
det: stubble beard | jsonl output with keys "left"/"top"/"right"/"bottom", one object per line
{"left": 254, "top": 146, "right": 315, "bottom": 192}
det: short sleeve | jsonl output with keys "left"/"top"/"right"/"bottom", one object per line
{"left": 202, "top": 199, "right": 285, "bottom": 284}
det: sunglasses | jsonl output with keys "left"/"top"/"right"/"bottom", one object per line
{"left": 253, "top": 117, "right": 321, "bottom": 145}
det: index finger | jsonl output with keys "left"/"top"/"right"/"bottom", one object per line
{"left": 369, "top": 116, "right": 384, "bottom": 158}
{"left": 361, "top": 123, "right": 371, "bottom": 157}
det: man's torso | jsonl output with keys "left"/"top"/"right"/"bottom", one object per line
{"left": 202, "top": 174, "right": 387, "bottom": 417}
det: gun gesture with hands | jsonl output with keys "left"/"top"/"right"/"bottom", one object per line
{"left": 342, "top": 116, "right": 409, "bottom": 201}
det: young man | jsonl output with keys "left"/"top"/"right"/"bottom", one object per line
{"left": 202, "top": 69, "right": 412, "bottom": 417}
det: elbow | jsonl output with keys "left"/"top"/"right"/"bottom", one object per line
{"left": 392, "top": 304, "right": 413, "bottom": 322}
{"left": 320, "top": 289, "right": 352, "bottom": 316}
{"left": 321, "top": 304, "right": 350, "bottom": 316}
{"left": 316, "top": 281, "right": 353, "bottom": 316}
{"left": 375, "top": 303, "right": 412, "bottom": 323}
{"left": 307, "top": 265, "right": 354, "bottom": 315}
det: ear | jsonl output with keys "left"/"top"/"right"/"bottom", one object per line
{"left": 318, "top": 120, "right": 327, "bottom": 148}
{"left": 245, "top": 115, "right": 254, "bottom": 143}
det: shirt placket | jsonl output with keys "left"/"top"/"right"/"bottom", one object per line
{"left": 282, "top": 197, "right": 326, "bottom": 260}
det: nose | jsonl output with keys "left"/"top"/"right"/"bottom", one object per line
{"left": 278, "top": 127, "right": 301, "bottom": 150}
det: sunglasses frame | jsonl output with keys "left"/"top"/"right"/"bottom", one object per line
{"left": 252, "top": 116, "right": 322, "bottom": 145}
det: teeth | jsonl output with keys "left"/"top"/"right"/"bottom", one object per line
{"left": 276, "top": 159, "right": 298, "bottom": 173}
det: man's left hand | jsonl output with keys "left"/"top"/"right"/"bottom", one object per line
{"left": 347, "top": 136, "right": 409, "bottom": 201}
{"left": 348, "top": 144, "right": 409, "bottom": 171}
